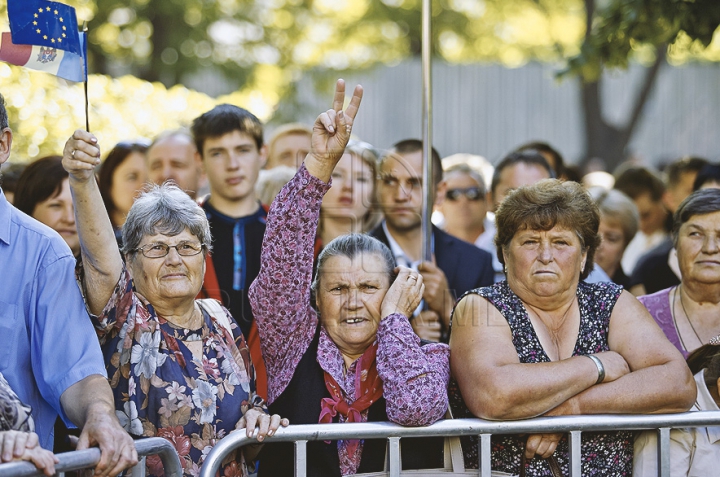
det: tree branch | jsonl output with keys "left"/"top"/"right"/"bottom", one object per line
{"left": 584, "top": 0, "right": 595, "bottom": 42}
{"left": 623, "top": 46, "right": 666, "bottom": 138}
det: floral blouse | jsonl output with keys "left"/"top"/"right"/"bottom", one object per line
{"left": 84, "top": 265, "right": 264, "bottom": 477}
{"left": 249, "top": 164, "right": 450, "bottom": 475}
{"left": 0, "top": 371, "right": 33, "bottom": 432}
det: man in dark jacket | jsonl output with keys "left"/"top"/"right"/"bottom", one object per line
{"left": 370, "top": 139, "right": 494, "bottom": 342}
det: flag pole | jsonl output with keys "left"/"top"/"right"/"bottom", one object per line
{"left": 420, "top": 0, "right": 433, "bottom": 262}
{"left": 82, "top": 21, "right": 89, "bottom": 132}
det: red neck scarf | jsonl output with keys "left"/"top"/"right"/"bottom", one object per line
{"left": 319, "top": 342, "right": 384, "bottom": 456}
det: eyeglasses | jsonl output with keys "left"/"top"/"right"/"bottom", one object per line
{"left": 445, "top": 187, "right": 483, "bottom": 201}
{"left": 131, "top": 241, "right": 205, "bottom": 258}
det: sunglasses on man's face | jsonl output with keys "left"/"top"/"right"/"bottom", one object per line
{"left": 445, "top": 187, "right": 483, "bottom": 201}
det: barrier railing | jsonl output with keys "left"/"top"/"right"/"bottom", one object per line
{"left": 0, "top": 436, "right": 183, "bottom": 477}
{"left": 199, "top": 411, "right": 720, "bottom": 477}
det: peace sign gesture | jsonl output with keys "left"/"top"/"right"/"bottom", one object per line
{"left": 305, "top": 79, "right": 363, "bottom": 182}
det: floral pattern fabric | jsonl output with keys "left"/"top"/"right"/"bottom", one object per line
{"left": 85, "top": 265, "right": 264, "bottom": 477}
{"left": 248, "top": 164, "right": 451, "bottom": 476}
{"left": 450, "top": 280, "right": 633, "bottom": 477}
{"left": 0, "top": 371, "right": 34, "bottom": 432}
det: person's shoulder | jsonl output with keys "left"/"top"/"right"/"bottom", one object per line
{"left": 9, "top": 207, "right": 74, "bottom": 262}
{"left": 636, "top": 287, "right": 672, "bottom": 307}
{"left": 434, "top": 227, "right": 492, "bottom": 262}
{"left": 579, "top": 279, "right": 622, "bottom": 292}
{"left": 368, "top": 224, "right": 387, "bottom": 242}
{"left": 633, "top": 239, "right": 673, "bottom": 272}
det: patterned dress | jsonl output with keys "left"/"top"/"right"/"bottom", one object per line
{"left": 450, "top": 280, "right": 633, "bottom": 477}
{"left": 83, "top": 266, "right": 264, "bottom": 477}
{"left": 0, "top": 372, "right": 33, "bottom": 432}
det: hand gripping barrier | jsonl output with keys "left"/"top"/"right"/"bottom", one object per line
{"left": 199, "top": 411, "right": 720, "bottom": 477}
{"left": 0, "top": 436, "right": 183, "bottom": 477}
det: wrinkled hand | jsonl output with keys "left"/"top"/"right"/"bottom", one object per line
{"left": 0, "top": 431, "right": 57, "bottom": 476}
{"left": 306, "top": 79, "right": 363, "bottom": 180}
{"left": 381, "top": 266, "right": 424, "bottom": 319}
{"left": 76, "top": 410, "right": 137, "bottom": 477}
{"left": 63, "top": 129, "right": 101, "bottom": 182}
{"left": 237, "top": 408, "right": 289, "bottom": 442}
{"left": 591, "top": 351, "right": 630, "bottom": 384}
{"left": 411, "top": 310, "right": 442, "bottom": 341}
{"left": 417, "top": 260, "right": 453, "bottom": 323}
{"left": 524, "top": 432, "right": 563, "bottom": 460}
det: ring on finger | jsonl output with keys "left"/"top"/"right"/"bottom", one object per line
{"left": 345, "top": 124, "right": 352, "bottom": 134}
{"left": 71, "top": 149, "right": 76, "bottom": 158}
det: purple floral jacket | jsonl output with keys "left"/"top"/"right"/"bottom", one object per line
{"left": 249, "top": 164, "right": 450, "bottom": 475}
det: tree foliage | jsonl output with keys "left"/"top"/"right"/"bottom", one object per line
{"left": 0, "top": 0, "right": 719, "bottom": 165}
{"left": 568, "top": 0, "right": 720, "bottom": 80}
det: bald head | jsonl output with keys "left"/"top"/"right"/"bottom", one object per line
{"left": 147, "top": 131, "right": 202, "bottom": 198}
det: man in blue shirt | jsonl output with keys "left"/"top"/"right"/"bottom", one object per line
{"left": 0, "top": 94, "right": 137, "bottom": 476}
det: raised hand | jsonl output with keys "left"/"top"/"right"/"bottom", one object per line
{"left": 62, "top": 129, "right": 101, "bottom": 183}
{"left": 305, "top": 79, "right": 363, "bottom": 182}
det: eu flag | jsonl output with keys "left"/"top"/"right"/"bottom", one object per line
{"left": 7, "top": 0, "right": 82, "bottom": 56}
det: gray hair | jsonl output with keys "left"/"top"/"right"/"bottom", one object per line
{"left": 121, "top": 182, "right": 212, "bottom": 256}
{"left": 587, "top": 187, "right": 639, "bottom": 247}
{"left": 672, "top": 188, "right": 720, "bottom": 247}
{"left": 311, "top": 234, "right": 396, "bottom": 296}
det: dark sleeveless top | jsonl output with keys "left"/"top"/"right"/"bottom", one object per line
{"left": 449, "top": 281, "right": 633, "bottom": 476}
{"left": 258, "top": 326, "right": 443, "bottom": 476}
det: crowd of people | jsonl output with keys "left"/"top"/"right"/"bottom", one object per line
{"left": 0, "top": 77, "right": 718, "bottom": 477}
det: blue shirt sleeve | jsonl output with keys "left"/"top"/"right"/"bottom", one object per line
{"left": 28, "top": 253, "right": 107, "bottom": 425}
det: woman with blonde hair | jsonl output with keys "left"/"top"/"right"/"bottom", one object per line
{"left": 318, "top": 139, "right": 381, "bottom": 246}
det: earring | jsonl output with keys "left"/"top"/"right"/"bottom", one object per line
{"left": 504, "top": 266, "right": 508, "bottom": 274}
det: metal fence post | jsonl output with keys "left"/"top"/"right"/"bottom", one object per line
{"left": 657, "top": 427, "right": 671, "bottom": 477}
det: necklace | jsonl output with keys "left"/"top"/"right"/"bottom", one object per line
{"left": 673, "top": 285, "right": 703, "bottom": 350}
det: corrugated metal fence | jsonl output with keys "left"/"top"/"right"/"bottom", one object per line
{"left": 277, "top": 60, "right": 720, "bottom": 167}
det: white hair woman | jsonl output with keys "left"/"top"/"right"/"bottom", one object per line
{"left": 62, "top": 132, "right": 287, "bottom": 477}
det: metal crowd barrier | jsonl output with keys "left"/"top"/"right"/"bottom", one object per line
{"left": 0, "top": 436, "right": 183, "bottom": 477}
{"left": 199, "top": 411, "right": 720, "bottom": 477}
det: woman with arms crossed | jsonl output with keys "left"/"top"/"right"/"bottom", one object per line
{"left": 450, "top": 179, "right": 695, "bottom": 476}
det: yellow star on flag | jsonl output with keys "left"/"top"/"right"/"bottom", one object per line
{"left": 36, "top": 29, "right": 41, "bottom": 33}
{"left": 51, "top": 38, "right": 55, "bottom": 43}
{"left": 38, "top": 8, "right": 43, "bottom": 12}
{"left": 58, "top": 38, "right": 62, "bottom": 43}
{"left": 54, "top": 10, "right": 58, "bottom": 15}
{"left": 43, "top": 35, "right": 47, "bottom": 39}
{"left": 46, "top": 6, "right": 51, "bottom": 11}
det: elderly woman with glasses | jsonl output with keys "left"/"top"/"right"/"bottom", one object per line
{"left": 61, "top": 133, "right": 287, "bottom": 477}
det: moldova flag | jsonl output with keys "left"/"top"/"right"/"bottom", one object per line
{"left": 0, "top": 0, "right": 87, "bottom": 82}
